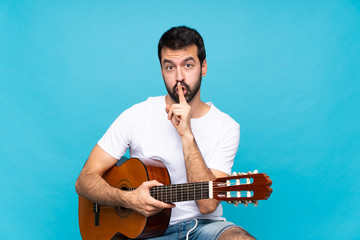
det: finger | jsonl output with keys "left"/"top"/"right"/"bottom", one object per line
{"left": 174, "top": 114, "right": 181, "bottom": 122}
{"left": 146, "top": 180, "right": 164, "bottom": 187}
{"left": 165, "top": 105, "right": 171, "bottom": 113}
{"left": 145, "top": 181, "right": 176, "bottom": 208}
{"left": 177, "top": 82, "right": 187, "bottom": 104}
{"left": 167, "top": 106, "right": 174, "bottom": 120}
{"left": 157, "top": 202, "right": 176, "bottom": 209}
{"left": 150, "top": 197, "right": 176, "bottom": 209}
{"left": 169, "top": 116, "right": 179, "bottom": 127}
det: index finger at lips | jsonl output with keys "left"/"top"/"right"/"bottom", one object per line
{"left": 177, "top": 82, "right": 187, "bottom": 104}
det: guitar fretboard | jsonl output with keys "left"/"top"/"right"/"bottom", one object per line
{"left": 131, "top": 182, "right": 211, "bottom": 203}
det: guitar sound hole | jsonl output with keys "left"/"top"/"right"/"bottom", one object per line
{"left": 119, "top": 187, "right": 128, "bottom": 211}
{"left": 114, "top": 180, "right": 132, "bottom": 217}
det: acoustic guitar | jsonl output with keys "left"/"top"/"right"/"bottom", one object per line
{"left": 78, "top": 157, "right": 272, "bottom": 240}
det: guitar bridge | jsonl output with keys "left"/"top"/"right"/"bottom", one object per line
{"left": 93, "top": 202, "right": 100, "bottom": 226}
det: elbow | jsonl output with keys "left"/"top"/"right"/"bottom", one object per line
{"left": 198, "top": 202, "right": 217, "bottom": 215}
{"left": 75, "top": 175, "right": 83, "bottom": 196}
{"left": 199, "top": 206, "right": 216, "bottom": 215}
{"left": 75, "top": 178, "right": 80, "bottom": 195}
{"left": 197, "top": 198, "right": 219, "bottom": 214}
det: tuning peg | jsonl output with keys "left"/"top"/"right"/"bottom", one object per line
{"left": 244, "top": 201, "right": 248, "bottom": 207}
{"left": 232, "top": 172, "right": 238, "bottom": 176}
{"left": 234, "top": 201, "right": 239, "bottom": 207}
{"left": 254, "top": 170, "right": 258, "bottom": 174}
{"left": 253, "top": 200, "right": 258, "bottom": 207}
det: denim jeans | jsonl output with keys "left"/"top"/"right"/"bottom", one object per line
{"left": 147, "top": 219, "right": 236, "bottom": 240}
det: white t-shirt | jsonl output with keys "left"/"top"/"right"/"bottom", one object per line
{"left": 98, "top": 96, "right": 240, "bottom": 225}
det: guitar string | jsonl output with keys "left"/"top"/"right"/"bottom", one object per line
{"left": 147, "top": 183, "right": 254, "bottom": 202}
{"left": 147, "top": 185, "right": 253, "bottom": 193}
{"left": 118, "top": 179, "right": 258, "bottom": 192}
{"left": 111, "top": 184, "right": 254, "bottom": 194}
{"left": 92, "top": 181, "right": 258, "bottom": 208}
{"left": 94, "top": 188, "right": 255, "bottom": 209}
{"left": 95, "top": 194, "right": 254, "bottom": 209}
{"left": 150, "top": 183, "right": 209, "bottom": 202}
{"left": 145, "top": 183, "right": 254, "bottom": 197}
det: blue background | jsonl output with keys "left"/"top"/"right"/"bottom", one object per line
{"left": 1, "top": 0, "right": 359, "bottom": 239}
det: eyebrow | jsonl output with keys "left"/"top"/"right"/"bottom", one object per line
{"left": 163, "top": 57, "right": 195, "bottom": 65}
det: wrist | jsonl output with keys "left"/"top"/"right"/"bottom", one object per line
{"left": 113, "top": 187, "right": 132, "bottom": 208}
{"left": 180, "top": 131, "right": 194, "bottom": 142}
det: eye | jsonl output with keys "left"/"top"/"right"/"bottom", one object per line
{"left": 165, "top": 65, "right": 174, "bottom": 71}
{"left": 185, "top": 63, "right": 193, "bottom": 68}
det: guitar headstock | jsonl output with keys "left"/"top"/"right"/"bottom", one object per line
{"left": 212, "top": 170, "right": 272, "bottom": 207}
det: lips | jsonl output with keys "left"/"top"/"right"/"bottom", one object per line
{"left": 172, "top": 82, "right": 190, "bottom": 101}
{"left": 176, "top": 86, "right": 187, "bottom": 95}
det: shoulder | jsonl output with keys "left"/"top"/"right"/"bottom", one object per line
{"left": 208, "top": 103, "right": 240, "bottom": 130}
{"left": 122, "top": 96, "right": 165, "bottom": 115}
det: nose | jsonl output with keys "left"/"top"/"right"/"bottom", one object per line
{"left": 175, "top": 68, "right": 184, "bottom": 82}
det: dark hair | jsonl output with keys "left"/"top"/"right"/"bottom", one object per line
{"left": 158, "top": 26, "right": 206, "bottom": 65}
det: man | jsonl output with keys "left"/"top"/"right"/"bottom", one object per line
{"left": 76, "top": 26, "right": 255, "bottom": 240}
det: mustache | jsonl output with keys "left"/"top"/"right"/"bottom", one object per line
{"left": 172, "top": 81, "right": 190, "bottom": 95}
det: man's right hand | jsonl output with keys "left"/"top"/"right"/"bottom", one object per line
{"left": 126, "top": 180, "right": 175, "bottom": 217}
{"left": 76, "top": 145, "right": 175, "bottom": 218}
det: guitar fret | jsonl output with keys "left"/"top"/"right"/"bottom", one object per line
{"left": 167, "top": 185, "right": 169, "bottom": 203}
{"left": 181, "top": 184, "right": 183, "bottom": 202}
{"left": 186, "top": 184, "right": 190, "bottom": 201}
{"left": 191, "top": 183, "right": 194, "bottom": 200}
{"left": 150, "top": 181, "right": 210, "bottom": 203}
{"left": 162, "top": 186, "right": 164, "bottom": 202}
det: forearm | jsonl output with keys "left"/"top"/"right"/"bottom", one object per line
{"left": 181, "top": 133, "right": 220, "bottom": 214}
{"left": 75, "top": 171, "right": 130, "bottom": 207}
{"left": 182, "top": 134, "right": 215, "bottom": 182}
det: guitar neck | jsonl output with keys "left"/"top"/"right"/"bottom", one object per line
{"left": 138, "top": 182, "right": 212, "bottom": 203}
{"left": 127, "top": 172, "right": 273, "bottom": 204}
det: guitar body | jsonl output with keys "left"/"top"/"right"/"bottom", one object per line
{"left": 78, "top": 157, "right": 273, "bottom": 239}
{"left": 78, "top": 158, "right": 171, "bottom": 240}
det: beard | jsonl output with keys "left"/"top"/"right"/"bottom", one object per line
{"left": 165, "top": 72, "right": 202, "bottom": 103}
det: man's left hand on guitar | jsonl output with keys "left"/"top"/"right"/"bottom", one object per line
{"left": 125, "top": 180, "right": 175, "bottom": 217}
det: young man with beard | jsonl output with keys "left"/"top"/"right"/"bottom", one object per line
{"left": 76, "top": 26, "right": 255, "bottom": 240}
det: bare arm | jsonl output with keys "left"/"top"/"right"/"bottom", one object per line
{"left": 166, "top": 82, "right": 226, "bottom": 214}
{"left": 75, "top": 144, "right": 174, "bottom": 217}
{"left": 75, "top": 144, "right": 124, "bottom": 206}
{"left": 181, "top": 133, "right": 227, "bottom": 214}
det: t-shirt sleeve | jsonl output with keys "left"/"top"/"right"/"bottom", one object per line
{"left": 97, "top": 102, "right": 145, "bottom": 159}
{"left": 207, "top": 122, "right": 240, "bottom": 175}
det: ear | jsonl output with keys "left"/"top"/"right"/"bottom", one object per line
{"left": 201, "top": 59, "right": 208, "bottom": 77}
